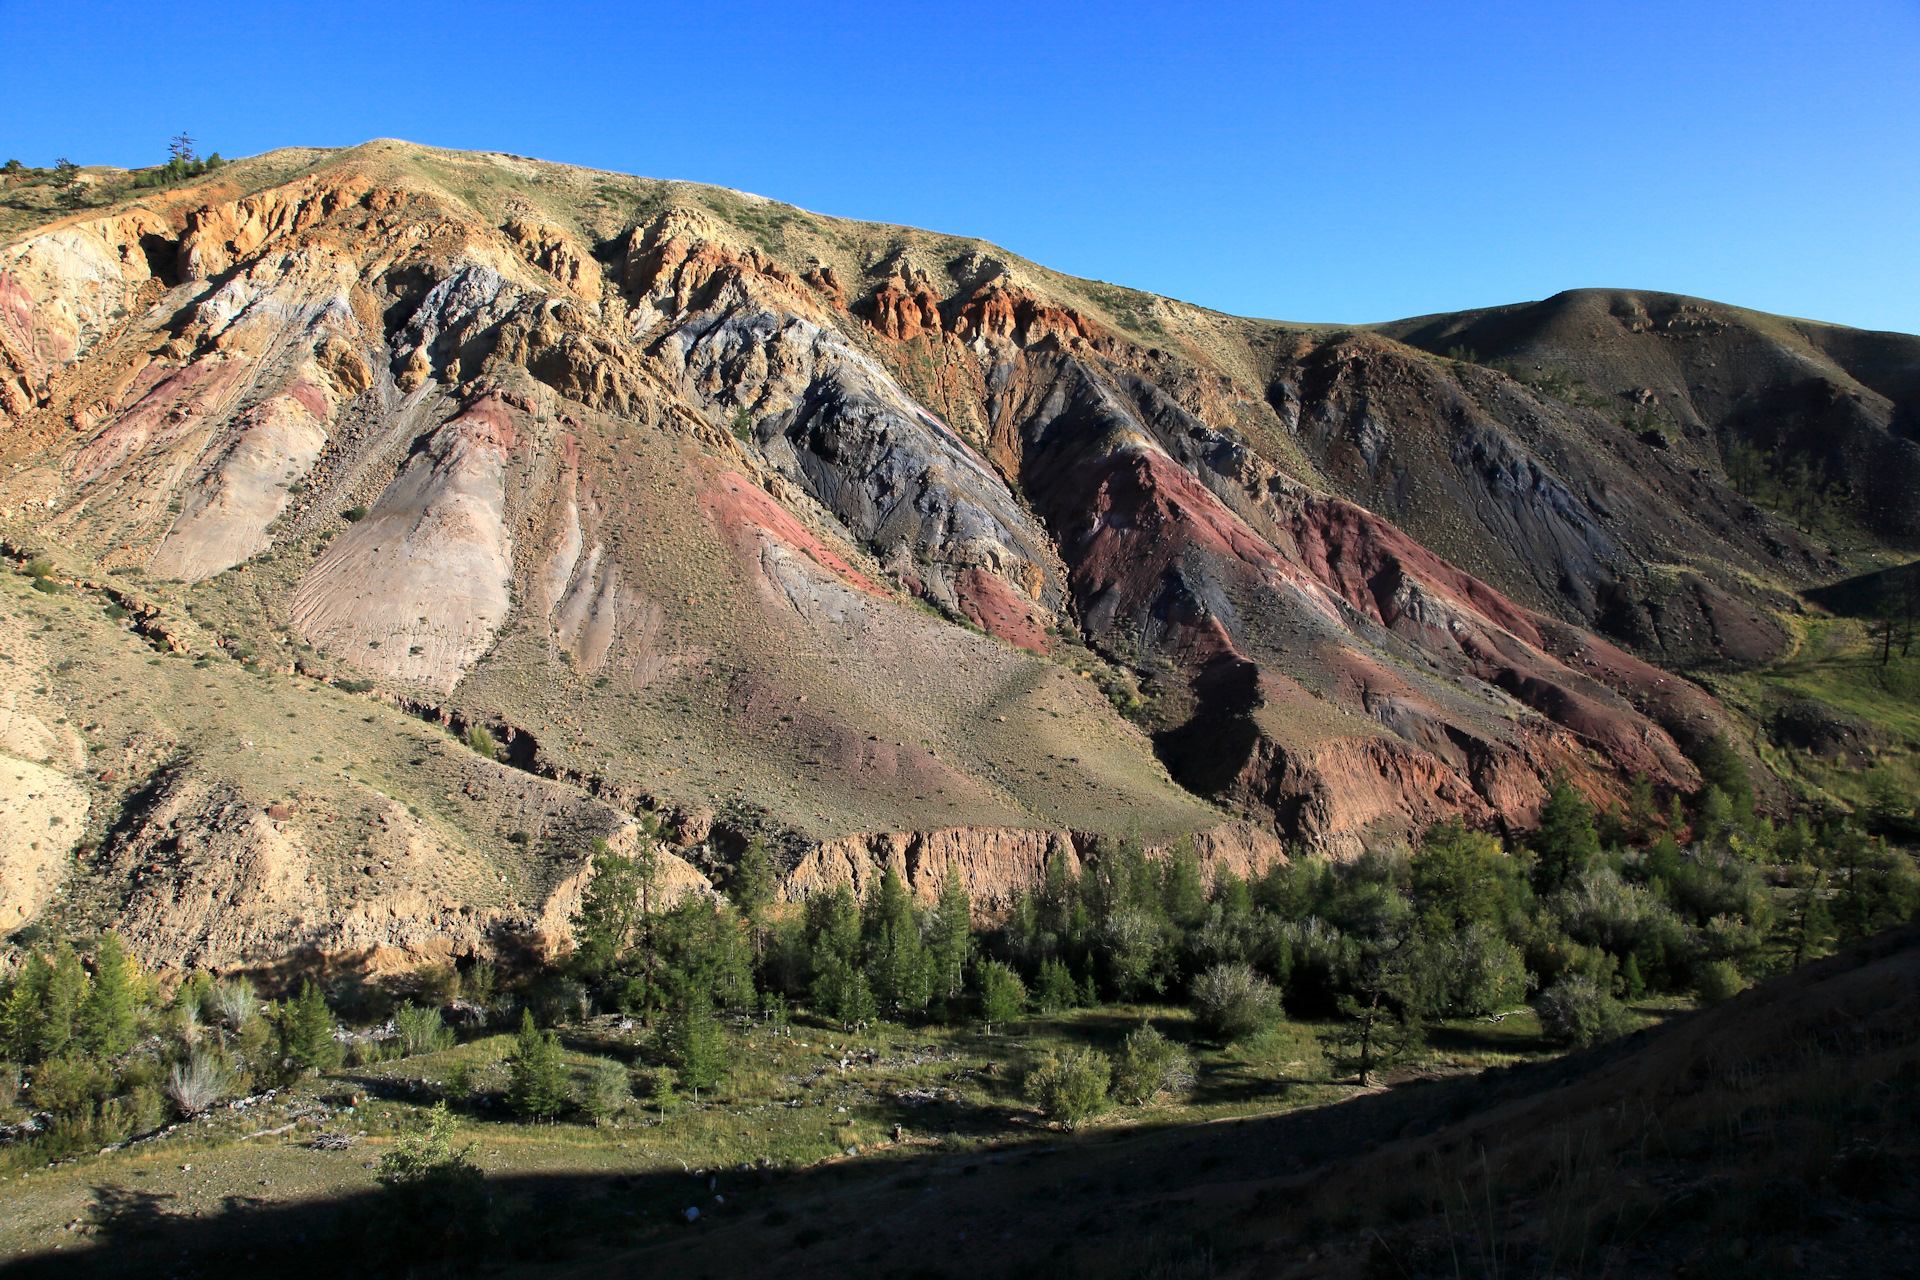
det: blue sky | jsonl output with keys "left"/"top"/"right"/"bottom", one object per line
{"left": 4, "top": 0, "right": 1917, "bottom": 332}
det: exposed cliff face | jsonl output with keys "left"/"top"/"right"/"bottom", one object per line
{"left": 783, "top": 820, "right": 1288, "bottom": 920}
{"left": 0, "top": 141, "right": 1893, "bottom": 973}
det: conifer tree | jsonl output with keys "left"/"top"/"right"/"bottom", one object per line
{"left": 669, "top": 988, "right": 725, "bottom": 1097}
{"left": 1036, "top": 955, "right": 1082, "bottom": 1013}
{"left": 37, "top": 940, "right": 87, "bottom": 1061}
{"left": 731, "top": 836, "right": 777, "bottom": 963}
{"left": 281, "top": 980, "right": 341, "bottom": 1072}
{"left": 976, "top": 960, "right": 1026, "bottom": 1035}
{"left": 1159, "top": 837, "right": 1208, "bottom": 930}
{"left": 80, "top": 933, "right": 139, "bottom": 1058}
{"left": 926, "top": 865, "right": 975, "bottom": 1006}
{"left": 572, "top": 837, "right": 648, "bottom": 977}
{"left": 864, "top": 865, "right": 930, "bottom": 1017}
{"left": 506, "top": 1009, "right": 569, "bottom": 1120}
{"left": 1532, "top": 773, "right": 1601, "bottom": 893}
{"left": 1032, "top": 957, "right": 1080, "bottom": 1014}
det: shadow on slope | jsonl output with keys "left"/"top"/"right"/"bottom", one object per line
{"left": 13, "top": 926, "right": 1916, "bottom": 1278}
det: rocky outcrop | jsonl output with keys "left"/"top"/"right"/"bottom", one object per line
{"left": 785, "top": 826, "right": 1080, "bottom": 914}
{"left": 0, "top": 209, "right": 173, "bottom": 419}
{"left": 782, "top": 821, "right": 1289, "bottom": 918}
{"left": 627, "top": 215, "right": 1068, "bottom": 647}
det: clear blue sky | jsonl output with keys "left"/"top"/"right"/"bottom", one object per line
{"left": 5, "top": 0, "right": 1917, "bottom": 333}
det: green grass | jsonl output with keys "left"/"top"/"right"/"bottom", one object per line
{"left": 1715, "top": 613, "right": 1920, "bottom": 812}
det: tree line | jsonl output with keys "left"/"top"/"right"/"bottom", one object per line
{"left": 0, "top": 737, "right": 1914, "bottom": 1153}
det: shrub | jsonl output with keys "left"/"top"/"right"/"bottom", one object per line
{"left": 1533, "top": 974, "right": 1631, "bottom": 1048}
{"left": 164, "top": 1050, "right": 233, "bottom": 1116}
{"left": 1024, "top": 1044, "right": 1111, "bottom": 1129}
{"left": 1694, "top": 959, "right": 1747, "bottom": 1004}
{"left": 466, "top": 725, "right": 496, "bottom": 759}
{"left": 206, "top": 977, "right": 257, "bottom": 1031}
{"left": 1426, "top": 924, "right": 1530, "bottom": 1017}
{"left": 371, "top": 1102, "right": 488, "bottom": 1262}
{"left": 379, "top": 1101, "right": 478, "bottom": 1185}
{"left": 1829, "top": 1139, "right": 1904, "bottom": 1201}
{"left": 581, "top": 1059, "right": 630, "bottom": 1124}
{"left": 343, "top": 505, "right": 369, "bottom": 522}
{"left": 1111, "top": 1022, "right": 1195, "bottom": 1106}
{"left": 394, "top": 1000, "right": 454, "bottom": 1056}
{"left": 1191, "top": 962, "right": 1281, "bottom": 1043}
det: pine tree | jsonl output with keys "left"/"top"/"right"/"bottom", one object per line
{"left": 1158, "top": 838, "right": 1208, "bottom": 930}
{"left": 809, "top": 958, "right": 876, "bottom": 1027}
{"left": 1033, "top": 957, "right": 1080, "bottom": 1014}
{"left": 976, "top": 960, "right": 1026, "bottom": 1035}
{"left": 506, "top": 1009, "right": 569, "bottom": 1119}
{"left": 669, "top": 989, "right": 725, "bottom": 1097}
{"left": 2, "top": 951, "right": 52, "bottom": 1061}
{"left": 281, "top": 980, "right": 340, "bottom": 1072}
{"left": 864, "top": 865, "right": 930, "bottom": 1018}
{"left": 1620, "top": 952, "right": 1646, "bottom": 999}
{"left": 1321, "top": 928, "right": 1429, "bottom": 1086}
{"left": 571, "top": 838, "right": 647, "bottom": 978}
{"left": 37, "top": 940, "right": 87, "bottom": 1061}
{"left": 732, "top": 837, "right": 777, "bottom": 963}
{"left": 926, "top": 865, "right": 974, "bottom": 1006}
{"left": 80, "top": 933, "right": 139, "bottom": 1058}
{"left": 806, "top": 882, "right": 861, "bottom": 970}
{"left": 1532, "top": 773, "right": 1601, "bottom": 893}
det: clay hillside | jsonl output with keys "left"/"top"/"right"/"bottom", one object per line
{"left": 0, "top": 142, "right": 1914, "bottom": 974}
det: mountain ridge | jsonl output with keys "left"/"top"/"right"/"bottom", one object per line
{"left": 0, "top": 140, "right": 1912, "bottom": 974}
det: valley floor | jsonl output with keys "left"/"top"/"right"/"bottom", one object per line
{"left": 0, "top": 1000, "right": 1682, "bottom": 1276}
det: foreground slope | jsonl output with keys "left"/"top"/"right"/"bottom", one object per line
{"left": 0, "top": 141, "right": 1900, "bottom": 969}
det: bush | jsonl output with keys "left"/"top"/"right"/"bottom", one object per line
{"left": 1024, "top": 1044, "right": 1111, "bottom": 1129}
{"left": 394, "top": 1000, "right": 454, "bottom": 1056}
{"left": 370, "top": 1102, "right": 489, "bottom": 1262}
{"left": 1111, "top": 1022, "right": 1195, "bottom": 1106}
{"left": 206, "top": 977, "right": 257, "bottom": 1031}
{"left": 581, "top": 1059, "right": 630, "bottom": 1124}
{"left": 466, "top": 725, "right": 496, "bottom": 759}
{"left": 1191, "top": 962, "right": 1281, "bottom": 1043}
{"left": 1533, "top": 974, "right": 1631, "bottom": 1048}
{"left": 164, "top": 1050, "right": 233, "bottom": 1116}
{"left": 1694, "top": 959, "right": 1747, "bottom": 1004}
{"left": 378, "top": 1102, "right": 478, "bottom": 1185}
{"left": 1427, "top": 924, "right": 1530, "bottom": 1017}
{"left": 1829, "top": 1139, "right": 1904, "bottom": 1201}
